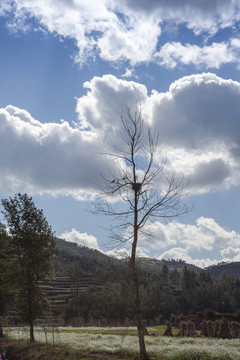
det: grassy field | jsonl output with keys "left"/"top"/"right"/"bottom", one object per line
{"left": 2, "top": 326, "right": 240, "bottom": 360}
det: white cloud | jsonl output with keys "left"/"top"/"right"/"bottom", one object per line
{"left": 59, "top": 228, "right": 99, "bottom": 250}
{"left": 0, "top": 74, "right": 240, "bottom": 199}
{"left": 158, "top": 247, "right": 219, "bottom": 269}
{"left": 76, "top": 72, "right": 240, "bottom": 195}
{"left": 4, "top": 0, "right": 161, "bottom": 66}
{"left": 158, "top": 247, "right": 191, "bottom": 262}
{"left": 139, "top": 220, "right": 177, "bottom": 249}
{"left": 141, "top": 217, "right": 240, "bottom": 253}
{"left": 147, "top": 73, "right": 240, "bottom": 150}
{"left": 105, "top": 248, "right": 130, "bottom": 259}
{"left": 97, "top": 14, "right": 161, "bottom": 65}
{"left": 105, "top": 246, "right": 149, "bottom": 259}
{"left": 124, "top": 0, "right": 240, "bottom": 38}
{"left": 0, "top": 75, "right": 148, "bottom": 198}
{"left": 3, "top": 0, "right": 240, "bottom": 68}
{"left": 0, "top": 0, "right": 11, "bottom": 15}
{"left": 121, "top": 68, "right": 135, "bottom": 78}
{"left": 0, "top": 104, "right": 110, "bottom": 199}
{"left": 77, "top": 74, "right": 147, "bottom": 133}
{"left": 156, "top": 42, "right": 235, "bottom": 69}
{"left": 145, "top": 73, "right": 240, "bottom": 192}
{"left": 142, "top": 217, "right": 236, "bottom": 252}
{"left": 140, "top": 217, "right": 240, "bottom": 268}
{"left": 2, "top": 73, "right": 240, "bottom": 197}
{"left": 159, "top": 147, "right": 233, "bottom": 194}
{"left": 221, "top": 247, "right": 240, "bottom": 261}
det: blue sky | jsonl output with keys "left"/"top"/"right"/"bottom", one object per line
{"left": 1, "top": 1, "right": 240, "bottom": 268}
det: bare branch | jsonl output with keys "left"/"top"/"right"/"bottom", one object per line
{"left": 93, "top": 102, "right": 190, "bottom": 360}
{"left": 94, "top": 102, "right": 190, "bottom": 239}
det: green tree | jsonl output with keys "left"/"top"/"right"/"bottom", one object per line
{"left": 181, "top": 267, "right": 199, "bottom": 313}
{"left": 195, "top": 270, "right": 214, "bottom": 311}
{"left": 161, "top": 264, "right": 169, "bottom": 285}
{"left": 0, "top": 223, "right": 12, "bottom": 337}
{"left": 169, "top": 268, "right": 181, "bottom": 287}
{"left": 95, "top": 104, "right": 189, "bottom": 360}
{"left": 213, "top": 272, "right": 234, "bottom": 312}
{"left": 1, "top": 193, "right": 56, "bottom": 342}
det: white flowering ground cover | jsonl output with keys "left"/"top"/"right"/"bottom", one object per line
{"left": 4, "top": 326, "right": 240, "bottom": 360}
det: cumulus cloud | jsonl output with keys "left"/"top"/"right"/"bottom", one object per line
{"left": 158, "top": 247, "right": 219, "bottom": 269}
{"left": 142, "top": 217, "right": 240, "bottom": 268}
{"left": 105, "top": 246, "right": 149, "bottom": 259}
{"left": 0, "top": 104, "right": 110, "bottom": 199}
{"left": 142, "top": 217, "right": 240, "bottom": 253}
{"left": 139, "top": 220, "right": 177, "bottom": 250}
{"left": 77, "top": 74, "right": 147, "bottom": 133}
{"left": 59, "top": 228, "right": 99, "bottom": 250}
{"left": 221, "top": 247, "right": 240, "bottom": 261}
{"left": 2, "top": 73, "right": 240, "bottom": 197}
{"left": 144, "top": 73, "right": 240, "bottom": 192}
{"left": 77, "top": 72, "right": 240, "bottom": 194}
{"left": 148, "top": 73, "right": 240, "bottom": 149}
{"left": 123, "top": 0, "right": 240, "bottom": 33}
{"left": 105, "top": 248, "right": 130, "bottom": 259}
{"left": 2, "top": 0, "right": 240, "bottom": 68}
{"left": 156, "top": 42, "right": 236, "bottom": 69}
{"left": 0, "top": 75, "right": 147, "bottom": 198}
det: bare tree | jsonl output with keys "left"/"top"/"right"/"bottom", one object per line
{"left": 94, "top": 103, "right": 189, "bottom": 360}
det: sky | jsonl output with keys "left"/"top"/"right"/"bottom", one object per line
{"left": 1, "top": 1, "right": 240, "bottom": 268}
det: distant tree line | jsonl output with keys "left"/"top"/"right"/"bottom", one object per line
{"left": 63, "top": 260, "right": 240, "bottom": 326}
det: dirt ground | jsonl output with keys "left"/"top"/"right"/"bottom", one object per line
{"left": 0, "top": 338, "right": 134, "bottom": 360}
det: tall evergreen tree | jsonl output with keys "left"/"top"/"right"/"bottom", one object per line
{"left": 1, "top": 193, "right": 56, "bottom": 342}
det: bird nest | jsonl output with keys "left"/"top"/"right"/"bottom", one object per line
{"left": 131, "top": 182, "right": 142, "bottom": 192}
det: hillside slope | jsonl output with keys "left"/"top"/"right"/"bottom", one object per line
{"left": 207, "top": 262, "right": 240, "bottom": 280}
{"left": 54, "top": 238, "right": 240, "bottom": 279}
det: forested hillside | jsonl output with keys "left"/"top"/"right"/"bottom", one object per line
{"left": 207, "top": 262, "right": 240, "bottom": 280}
{"left": 45, "top": 239, "right": 240, "bottom": 326}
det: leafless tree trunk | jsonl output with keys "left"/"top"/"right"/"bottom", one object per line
{"left": 94, "top": 103, "right": 189, "bottom": 360}
{"left": 0, "top": 322, "right": 4, "bottom": 338}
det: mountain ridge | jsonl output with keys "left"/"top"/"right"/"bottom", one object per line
{"left": 55, "top": 238, "right": 240, "bottom": 279}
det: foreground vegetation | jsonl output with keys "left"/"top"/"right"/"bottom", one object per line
{"left": 0, "top": 194, "right": 56, "bottom": 342}
{"left": 2, "top": 326, "right": 240, "bottom": 360}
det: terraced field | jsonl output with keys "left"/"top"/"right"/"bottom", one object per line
{"left": 40, "top": 275, "right": 103, "bottom": 323}
{"left": 7, "top": 274, "right": 103, "bottom": 326}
